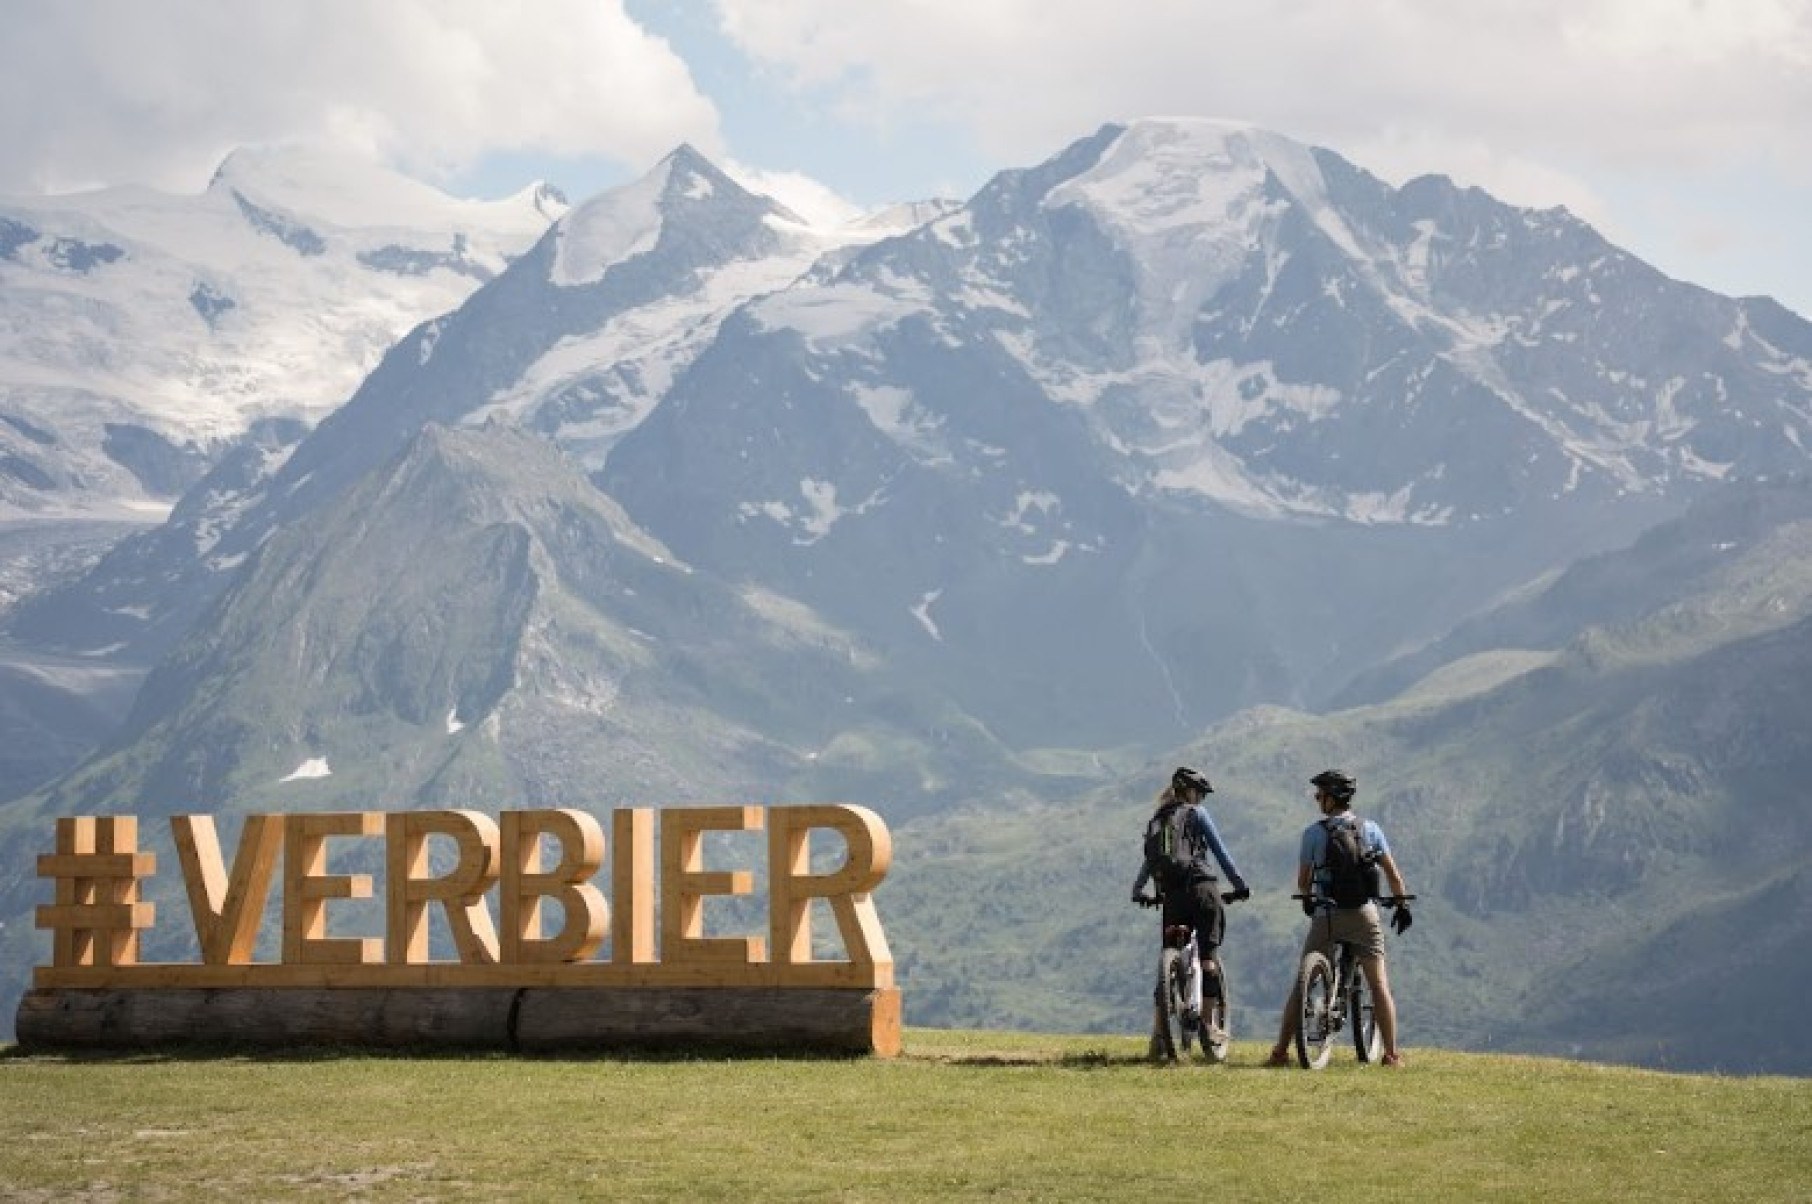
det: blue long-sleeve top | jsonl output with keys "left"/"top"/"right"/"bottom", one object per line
{"left": 1133, "top": 803, "right": 1248, "bottom": 895}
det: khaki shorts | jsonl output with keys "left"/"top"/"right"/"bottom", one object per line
{"left": 1300, "top": 903, "right": 1386, "bottom": 962}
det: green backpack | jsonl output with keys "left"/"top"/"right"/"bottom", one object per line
{"left": 1143, "top": 801, "right": 1198, "bottom": 890}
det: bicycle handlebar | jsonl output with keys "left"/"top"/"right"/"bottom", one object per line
{"left": 1132, "top": 890, "right": 1249, "bottom": 908}
{"left": 1290, "top": 893, "right": 1417, "bottom": 906}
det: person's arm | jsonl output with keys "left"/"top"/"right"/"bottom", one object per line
{"left": 1367, "top": 821, "right": 1409, "bottom": 897}
{"left": 1132, "top": 860, "right": 1153, "bottom": 899}
{"left": 1193, "top": 807, "right": 1247, "bottom": 891}
{"left": 1296, "top": 824, "right": 1318, "bottom": 912}
{"left": 1378, "top": 852, "right": 1409, "bottom": 899}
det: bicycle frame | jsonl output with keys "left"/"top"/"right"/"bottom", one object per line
{"left": 1137, "top": 889, "right": 1234, "bottom": 1064}
{"left": 1290, "top": 893, "right": 1411, "bottom": 1069}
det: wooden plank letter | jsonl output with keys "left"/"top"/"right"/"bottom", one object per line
{"left": 92, "top": 817, "right": 154, "bottom": 967}
{"left": 386, "top": 810, "right": 500, "bottom": 965}
{"left": 282, "top": 812, "right": 384, "bottom": 966}
{"left": 48, "top": 816, "right": 95, "bottom": 968}
{"left": 173, "top": 814, "right": 283, "bottom": 965}
{"left": 661, "top": 806, "right": 766, "bottom": 968}
{"left": 769, "top": 805, "right": 893, "bottom": 969}
{"left": 612, "top": 808, "right": 655, "bottom": 965}
{"left": 499, "top": 810, "right": 607, "bottom": 964}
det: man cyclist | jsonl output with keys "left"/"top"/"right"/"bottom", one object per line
{"left": 1268, "top": 769, "right": 1414, "bottom": 1067}
{"left": 1132, "top": 766, "right": 1250, "bottom": 1041}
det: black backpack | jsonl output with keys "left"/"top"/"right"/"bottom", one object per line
{"left": 1143, "top": 801, "right": 1199, "bottom": 890}
{"left": 1321, "top": 815, "right": 1380, "bottom": 907}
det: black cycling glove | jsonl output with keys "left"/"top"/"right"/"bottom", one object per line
{"left": 1391, "top": 903, "right": 1414, "bottom": 934}
{"left": 1222, "top": 885, "right": 1250, "bottom": 904}
{"left": 1300, "top": 896, "right": 1317, "bottom": 918}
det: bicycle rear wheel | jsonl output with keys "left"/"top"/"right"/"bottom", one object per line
{"left": 1200, "top": 959, "right": 1231, "bottom": 1065}
{"left": 1154, "top": 947, "right": 1187, "bottom": 1061}
{"left": 1294, "top": 951, "right": 1336, "bottom": 1070}
{"left": 1350, "top": 962, "right": 1382, "bottom": 1063}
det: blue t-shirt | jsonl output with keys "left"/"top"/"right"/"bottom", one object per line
{"left": 1299, "top": 813, "right": 1390, "bottom": 897}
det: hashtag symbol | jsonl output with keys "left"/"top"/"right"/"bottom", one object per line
{"left": 36, "top": 817, "right": 157, "bottom": 968}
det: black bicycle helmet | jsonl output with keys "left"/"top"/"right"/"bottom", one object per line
{"left": 1172, "top": 766, "right": 1213, "bottom": 796}
{"left": 1310, "top": 769, "right": 1356, "bottom": 803}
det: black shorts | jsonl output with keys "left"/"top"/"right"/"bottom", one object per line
{"left": 1161, "top": 875, "right": 1225, "bottom": 951}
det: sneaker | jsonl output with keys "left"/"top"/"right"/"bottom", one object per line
{"left": 1203, "top": 1024, "right": 1229, "bottom": 1047}
{"left": 1265, "top": 1048, "right": 1293, "bottom": 1067}
{"left": 1381, "top": 1051, "right": 1406, "bottom": 1068}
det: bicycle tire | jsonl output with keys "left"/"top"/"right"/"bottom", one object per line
{"left": 1201, "top": 959, "right": 1231, "bottom": 1065}
{"left": 1154, "top": 947, "right": 1186, "bottom": 1062}
{"left": 1350, "top": 963, "right": 1382, "bottom": 1063}
{"left": 1175, "top": 953, "right": 1200, "bottom": 1057}
{"left": 1294, "top": 950, "right": 1336, "bottom": 1070}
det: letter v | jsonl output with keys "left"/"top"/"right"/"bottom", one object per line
{"left": 173, "top": 815, "right": 283, "bottom": 965}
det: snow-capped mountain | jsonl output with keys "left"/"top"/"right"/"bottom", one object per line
{"left": 0, "top": 145, "right": 563, "bottom": 518}
{"left": 460, "top": 144, "right": 920, "bottom": 468}
{"left": 4, "top": 145, "right": 943, "bottom": 662}
{"left": 637, "top": 118, "right": 1811, "bottom": 531}
{"left": 12, "top": 119, "right": 1812, "bottom": 770}
{"left": 598, "top": 118, "right": 1812, "bottom": 741}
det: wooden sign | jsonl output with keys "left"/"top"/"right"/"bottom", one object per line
{"left": 21, "top": 804, "right": 899, "bottom": 1056}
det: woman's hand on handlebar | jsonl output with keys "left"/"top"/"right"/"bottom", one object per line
{"left": 1220, "top": 885, "right": 1250, "bottom": 905}
{"left": 1131, "top": 891, "right": 1160, "bottom": 908}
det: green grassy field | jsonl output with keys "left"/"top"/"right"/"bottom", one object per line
{"left": 2, "top": 1031, "right": 1806, "bottom": 1202}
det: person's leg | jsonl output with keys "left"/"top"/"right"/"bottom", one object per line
{"left": 1359, "top": 953, "right": 1402, "bottom": 1064}
{"left": 1270, "top": 978, "right": 1301, "bottom": 1062}
{"left": 1151, "top": 895, "right": 1187, "bottom": 1055}
{"left": 1199, "top": 947, "right": 1222, "bottom": 1000}
{"left": 1193, "top": 943, "right": 1226, "bottom": 1040}
{"left": 1182, "top": 883, "right": 1222, "bottom": 1022}
{"left": 1270, "top": 920, "right": 1324, "bottom": 1063}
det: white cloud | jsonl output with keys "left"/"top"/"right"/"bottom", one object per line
{"left": 711, "top": 0, "right": 1812, "bottom": 314}
{"left": 0, "top": 0, "right": 721, "bottom": 194}
{"left": 4, "top": 0, "right": 1805, "bottom": 313}
{"left": 725, "top": 159, "right": 863, "bottom": 226}
{"left": 713, "top": 0, "right": 1812, "bottom": 201}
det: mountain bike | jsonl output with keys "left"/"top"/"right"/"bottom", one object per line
{"left": 1135, "top": 889, "right": 1242, "bottom": 1064}
{"left": 1288, "top": 893, "right": 1415, "bottom": 1069}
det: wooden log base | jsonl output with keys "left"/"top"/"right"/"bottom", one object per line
{"left": 15, "top": 986, "right": 902, "bottom": 1058}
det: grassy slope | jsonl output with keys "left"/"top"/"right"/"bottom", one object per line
{"left": 0, "top": 1031, "right": 1806, "bottom": 1202}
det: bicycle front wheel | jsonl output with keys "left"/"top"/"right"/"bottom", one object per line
{"left": 1294, "top": 950, "right": 1336, "bottom": 1070}
{"left": 1154, "top": 947, "right": 1187, "bottom": 1062}
{"left": 1350, "top": 962, "right": 1382, "bottom": 1063}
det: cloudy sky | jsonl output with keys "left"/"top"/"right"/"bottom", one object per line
{"left": 3, "top": 0, "right": 1808, "bottom": 316}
